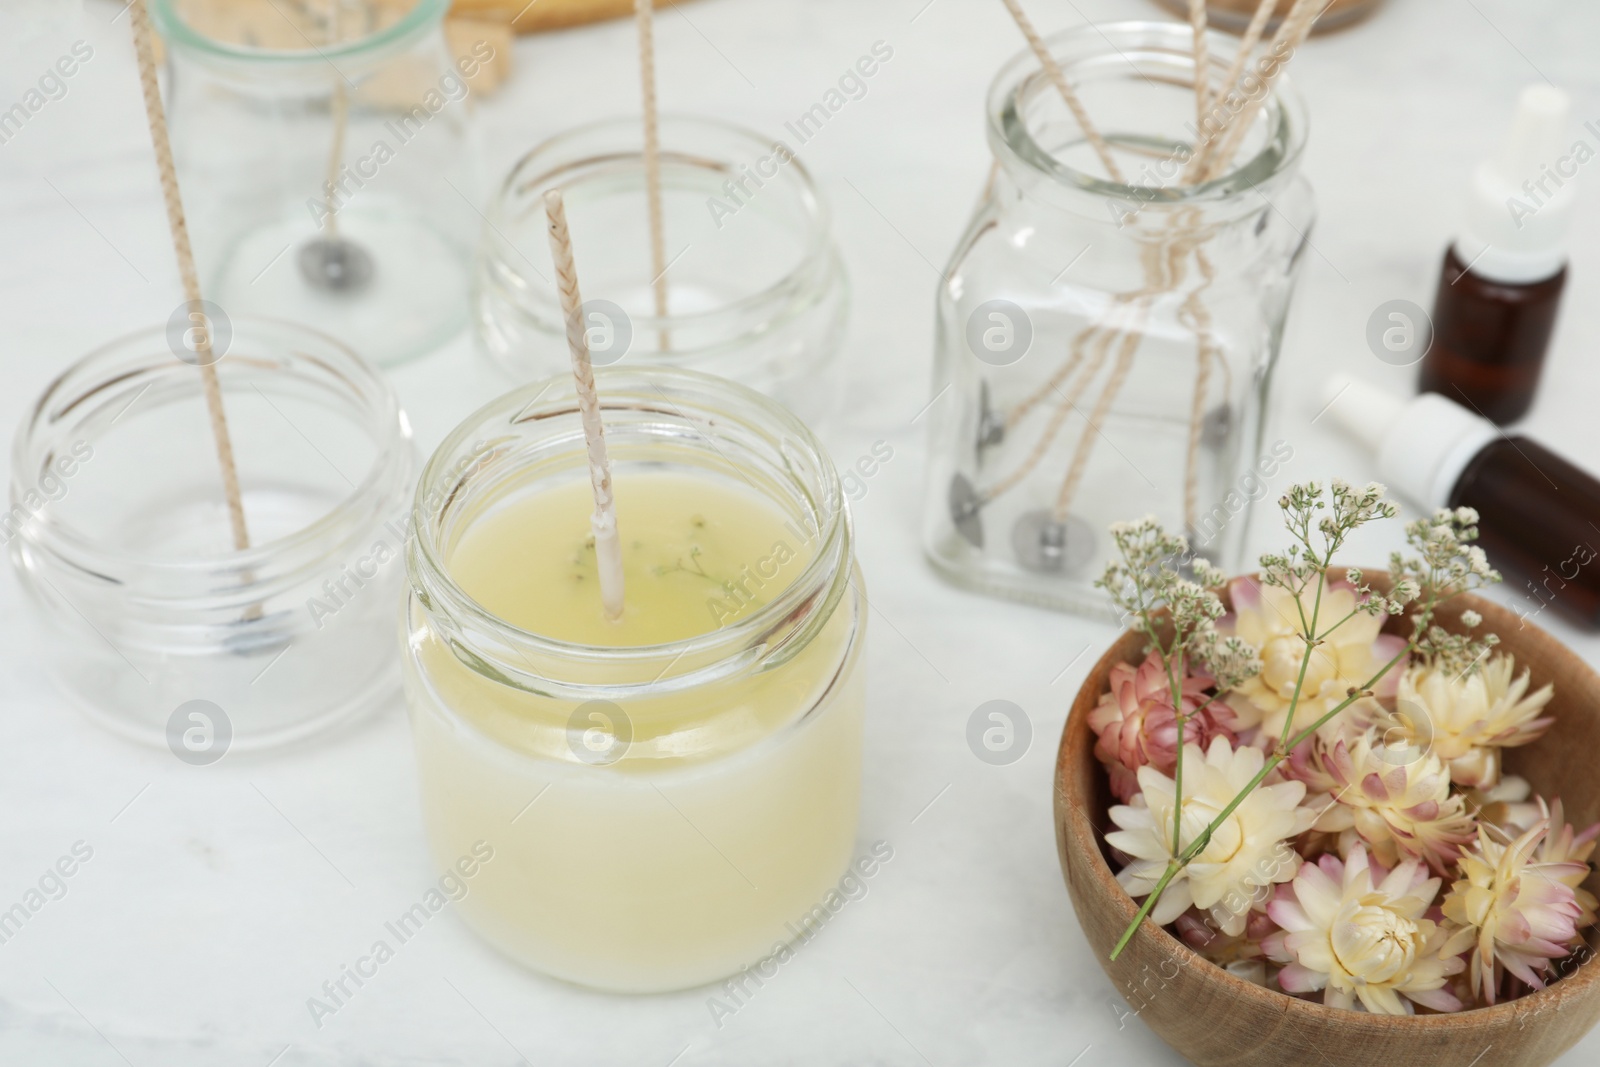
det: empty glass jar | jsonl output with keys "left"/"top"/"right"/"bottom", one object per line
{"left": 153, "top": 0, "right": 481, "bottom": 365}
{"left": 922, "top": 21, "right": 1314, "bottom": 617}
{"left": 8, "top": 320, "right": 415, "bottom": 751}
{"left": 474, "top": 116, "right": 848, "bottom": 424}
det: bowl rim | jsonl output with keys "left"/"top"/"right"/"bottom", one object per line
{"left": 1055, "top": 572, "right": 1600, "bottom": 1031}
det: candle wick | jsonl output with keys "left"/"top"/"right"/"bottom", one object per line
{"left": 544, "top": 189, "right": 626, "bottom": 621}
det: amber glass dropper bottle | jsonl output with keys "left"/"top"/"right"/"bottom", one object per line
{"left": 1325, "top": 376, "right": 1600, "bottom": 631}
{"left": 1419, "top": 86, "right": 1574, "bottom": 425}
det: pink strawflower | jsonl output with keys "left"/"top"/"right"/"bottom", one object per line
{"left": 1443, "top": 800, "right": 1600, "bottom": 1003}
{"left": 1286, "top": 728, "right": 1476, "bottom": 876}
{"left": 1088, "top": 650, "right": 1229, "bottom": 802}
{"left": 1176, "top": 907, "right": 1278, "bottom": 987}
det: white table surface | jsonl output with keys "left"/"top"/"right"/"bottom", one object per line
{"left": 3, "top": 0, "right": 1599, "bottom": 1064}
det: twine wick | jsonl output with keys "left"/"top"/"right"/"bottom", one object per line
{"left": 636, "top": 0, "right": 671, "bottom": 351}
{"left": 545, "top": 189, "right": 626, "bottom": 621}
{"left": 1188, "top": 0, "right": 1212, "bottom": 127}
{"left": 322, "top": 0, "right": 349, "bottom": 237}
{"left": 1187, "top": 0, "right": 1326, "bottom": 183}
{"left": 129, "top": 0, "right": 250, "bottom": 552}
{"left": 998, "top": 0, "right": 1125, "bottom": 184}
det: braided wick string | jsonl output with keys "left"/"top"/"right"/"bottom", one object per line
{"left": 129, "top": 0, "right": 250, "bottom": 552}
{"left": 998, "top": 0, "right": 1125, "bottom": 184}
{"left": 636, "top": 0, "right": 671, "bottom": 351}
{"left": 1002, "top": 314, "right": 1098, "bottom": 433}
{"left": 321, "top": 0, "right": 349, "bottom": 238}
{"left": 1051, "top": 306, "right": 1148, "bottom": 522}
{"left": 978, "top": 304, "right": 1128, "bottom": 505}
{"left": 1048, "top": 213, "right": 1199, "bottom": 523}
{"left": 1187, "top": 0, "right": 1211, "bottom": 125}
{"left": 981, "top": 213, "right": 1189, "bottom": 509}
{"left": 1207, "top": 0, "right": 1278, "bottom": 157}
{"left": 545, "top": 189, "right": 626, "bottom": 619}
{"left": 1186, "top": 0, "right": 1326, "bottom": 183}
{"left": 1180, "top": 240, "right": 1221, "bottom": 533}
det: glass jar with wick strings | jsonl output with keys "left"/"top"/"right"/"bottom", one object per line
{"left": 474, "top": 116, "right": 849, "bottom": 426}
{"left": 152, "top": 0, "right": 480, "bottom": 367}
{"left": 922, "top": 21, "right": 1314, "bottom": 617}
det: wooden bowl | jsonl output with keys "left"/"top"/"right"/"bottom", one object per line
{"left": 1054, "top": 580, "right": 1600, "bottom": 1066}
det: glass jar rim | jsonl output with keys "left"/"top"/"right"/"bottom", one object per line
{"left": 490, "top": 114, "right": 837, "bottom": 340}
{"left": 987, "top": 19, "right": 1309, "bottom": 207}
{"left": 407, "top": 366, "right": 853, "bottom": 699}
{"left": 13, "top": 318, "right": 410, "bottom": 577}
{"left": 152, "top": 0, "right": 448, "bottom": 66}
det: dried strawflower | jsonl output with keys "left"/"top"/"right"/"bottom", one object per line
{"left": 1088, "top": 651, "right": 1230, "bottom": 802}
{"left": 1098, "top": 481, "right": 1502, "bottom": 964}
{"left": 1215, "top": 575, "right": 1406, "bottom": 745}
{"left": 1108, "top": 738, "right": 1314, "bottom": 936}
{"left": 1287, "top": 728, "right": 1475, "bottom": 875}
{"left": 1263, "top": 845, "right": 1469, "bottom": 1014}
{"left": 1391, "top": 654, "right": 1553, "bottom": 789}
{"left": 1175, "top": 906, "right": 1277, "bottom": 987}
{"left": 1533, "top": 798, "right": 1600, "bottom": 930}
{"left": 1441, "top": 802, "right": 1597, "bottom": 1004}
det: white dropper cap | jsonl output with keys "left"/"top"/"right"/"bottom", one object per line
{"left": 1320, "top": 377, "right": 1499, "bottom": 510}
{"left": 1456, "top": 84, "right": 1575, "bottom": 285}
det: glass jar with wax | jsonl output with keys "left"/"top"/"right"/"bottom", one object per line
{"left": 8, "top": 320, "right": 416, "bottom": 751}
{"left": 473, "top": 117, "right": 848, "bottom": 424}
{"left": 151, "top": 0, "right": 480, "bottom": 366}
{"left": 403, "top": 368, "right": 865, "bottom": 992}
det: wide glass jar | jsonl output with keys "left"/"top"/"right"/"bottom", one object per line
{"left": 922, "top": 21, "right": 1313, "bottom": 617}
{"left": 8, "top": 320, "right": 416, "bottom": 752}
{"left": 153, "top": 0, "right": 480, "bottom": 366}
{"left": 403, "top": 367, "right": 866, "bottom": 992}
{"left": 474, "top": 117, "right": 848, "bottom": 424}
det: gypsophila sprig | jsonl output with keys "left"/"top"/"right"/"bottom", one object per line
{"left": 1096, "top": 518, "right": 1262, "bottom": 868}
{"left": 1389, "top": 508, "right": 1502, "bottom": 675}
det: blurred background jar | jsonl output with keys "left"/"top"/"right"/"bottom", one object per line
{"left": 1151, "top": 0, "right": 1385, "bottom": 35}
{"left": 152, "top": 0, "right": 484, "bottom": 366}
{"left": 922, "top": 21, "right": 1314, "bottom": 617}
{"left": 474, "top": 116, "right": 849, "bottom": 426}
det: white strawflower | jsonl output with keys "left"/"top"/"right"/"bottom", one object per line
{"left": 1393, "top": 654, "right": 1554, "bottom": 789}
{"left": 1264, "top": 845, "right": 1470, "bottom": 1014}
{"left": 1108, "top": 738, "right": 1315, "bottom": 936}
{"left": 1216, "top": 576, "right": 1406, "bottom": 744}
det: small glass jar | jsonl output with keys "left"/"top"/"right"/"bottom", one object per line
{"left": 403, "top": 368, "right": 865, "bottom": 992}
{"left": 922, "top": 21, "right": 1314, "bottom": 617}
{"left": 153, "top": 0, "right": 480, "bottom": 366}
{"left": 8, "top": 320, "right": 416, "bottom": 751}
{"left": 474, "top": 117, "right": 848, "bottom": 424}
